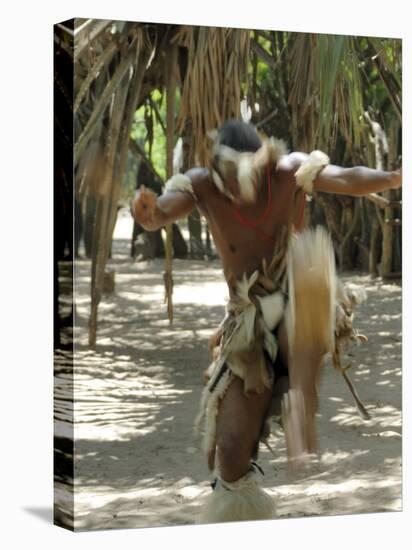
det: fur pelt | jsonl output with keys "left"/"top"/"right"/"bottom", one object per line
{"left": 285, "top": 226, "right": 336, "bottom": 356}
{"left": 195, "top": 271, "right": 287, "bottom": 470}
{"left": 212, "top": 137, "right": 288, "bottom": 203}
{"left": 164, "top": 173, "right": 195, "bottom": 197}
{"left": 283, "top": 226, "right": 336, "bottom": 463}
{"left": 198, "top": 470, "right": 276, "bottom": 524}
{"left": 335, "top": 280, "right": 368, "bottom": 351}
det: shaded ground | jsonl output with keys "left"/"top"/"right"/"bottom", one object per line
{"left": 55, "top": 208, "right": 402, "bottom": 531}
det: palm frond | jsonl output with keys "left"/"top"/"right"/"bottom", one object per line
{"left": 176, "top": 26, "right": 251, "bottom": 166}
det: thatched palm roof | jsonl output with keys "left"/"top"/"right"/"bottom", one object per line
{"left": 62, "top": 20, "right": 252, "bottom": 346}
{"left": 54, "top": 19, "right": 401, "bottom": 348}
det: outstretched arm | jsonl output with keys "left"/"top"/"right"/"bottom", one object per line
{"left": 313, "top": 164, "right": 401, "bottom": 196}
{"left": 131, "top": 169, "right": 202, "bottom": 231}
{"left": 132, "top": 185, "right": 195, "bottom": 231}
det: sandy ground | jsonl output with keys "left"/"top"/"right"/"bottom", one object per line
{"left": 54, "top": 208, "right": 402, "bottom": 531}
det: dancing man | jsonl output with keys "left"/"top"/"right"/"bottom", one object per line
{"left": 132, "top": 119, "right": 401, "bottom": 524}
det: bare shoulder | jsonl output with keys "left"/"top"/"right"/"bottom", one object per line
{"left": 186, "top": 167, "right": 212, "bottom": 185}
{"left": 276, "top": 152, "right": 309, "bottom": 174}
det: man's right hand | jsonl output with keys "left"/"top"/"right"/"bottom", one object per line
{"left": 132, "top": 185, "right": 158, "bottom": 228}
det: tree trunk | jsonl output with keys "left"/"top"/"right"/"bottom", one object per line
{"left": 83, "top": 193, "right": 97, "bottom": 258}
{"left": 171, "top": 224, "right": 188, "bottom": 258}
{"left": 381, "top": 190, "right": 394, "bottom": 277}
{"left": 89, "top": 73, "right": 130, "bottom": 348}
{"left": 180, "top": 122, "right": 204, "bottom": 258}
{"left": 164, "top": 41, "right": 178, "bottom": 323}
{"left": 381, "top": 119, "right": 401, "bottom": 278}
{"left": 188, "top": 210, "right": 204, "bottom": 258}
{"left": 369, "top": 217, "right": 380, "bottom": 277}
{"left": 339, "top": 198, "right": 361, "bottom": 270}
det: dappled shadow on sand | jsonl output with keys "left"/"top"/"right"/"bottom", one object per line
{"left": 269, "top": 273, "right": 402, "bottom": 519}
{"left": 54, "top": 232, "right": 402, "bottom": 530}
{"left": 55, "top": 248, "right": 228, "bottom": 530}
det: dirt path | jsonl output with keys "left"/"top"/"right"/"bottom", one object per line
{"left": 56, "top": 209, "right": 402, "bottom": 531}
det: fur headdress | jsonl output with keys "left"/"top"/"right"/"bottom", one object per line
{"left": 212, "top": 137, "right": 288, "bottom": 203}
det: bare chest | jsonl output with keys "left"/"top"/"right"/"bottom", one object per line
{"left": 197, "top": 175, "right": 296, "bottom": 285}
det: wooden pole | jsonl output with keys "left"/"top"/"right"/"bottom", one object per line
{"left": 74, "top": 47, "right": 135, "bottom": 161}
{"left": 164, "top": 42, "right": 178, "bottom": 324}
{"left": 88, "top": 74, "right": 130, "bottom": 348}
{"left": 106, "top": 47, "right": 151, "bottom": 253}
{"left": 369, "top": 217, "right": 380, "bottom": 276}
{"left": 364, "top": 111, "right": 393, "bottom": 277}
{"left": 381, "top": 118, "right": 397, "bottom": 278}
{"left": 366, "top": 192, "right": 401, "bottom": 210}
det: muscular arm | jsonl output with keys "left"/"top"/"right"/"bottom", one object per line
{"left": 132, "top": 168, "right": 205, "bottom": 231}
{"left": 284, "top": 151, "right": 401, "bottom": 196}
{"left": 313, "top": 164, "right": 401, "bottom": 196}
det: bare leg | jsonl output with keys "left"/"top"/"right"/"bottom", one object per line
{"left": 278, "top": 318, "right": 323, "bottom": 452}
{"left": 216, "top": 376, "right": 272, "bottom": 482}
{"left": 199, "top": 375, "right": 276, "bottom": 523}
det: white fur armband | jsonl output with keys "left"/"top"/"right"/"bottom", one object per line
{"left": 295, "top": 150, "right": 329, "bottom": 194}
{"left": 164, "top": 173, "right": 195, "bottom": 198}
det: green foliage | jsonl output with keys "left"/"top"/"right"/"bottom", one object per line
{"left": 130, "top": 90, "right": 167, "bottom": 181}
{"left": 126, "top": 29, "right": 401, "bottom": 181}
